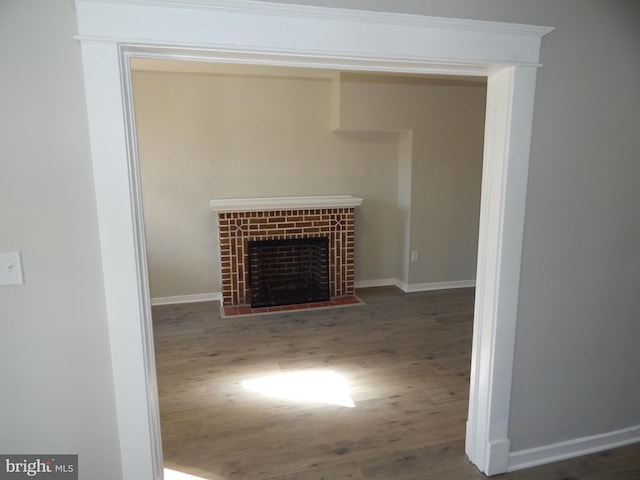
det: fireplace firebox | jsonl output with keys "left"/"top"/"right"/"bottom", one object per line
{"left": 248, "top": 237, "right": 330, "bottom": 308}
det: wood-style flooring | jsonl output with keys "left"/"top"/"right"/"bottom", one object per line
{"left": 152, "top": 287, "right": 640, "bottom": 480}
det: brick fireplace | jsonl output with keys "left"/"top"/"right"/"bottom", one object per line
{"left": 210, "top": 195, "right": 363, "bottom": 308}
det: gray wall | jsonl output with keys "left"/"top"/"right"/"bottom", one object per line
{"left": 2, "top": 0, "right": 639, "bottom": 475}
{"left": 0, "top": 1, "right": 122, "bottom": 479}
{"left": 506, "top": 3, "right": 640, "bottom": 451}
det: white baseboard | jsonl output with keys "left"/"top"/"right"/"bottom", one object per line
{"left": 400, "top": 279, "right": 476, "bottom": 293}
{"left": 507, "top": 424, "right": 640, "bottom": 472}
{"left": 355, "top": 278, "right": 476, "bottom": 293}
{"left": 355, "top": 278, "right": 399, "bottom": 289}
{"left": 150, "top": 292, "right": 221, "bottom": 306}
{"left": 485, "top": 438, "right": 511, "bottom": 476}
{"left": 153, "top": 280, "right": 476, "bottom": 306}
{"left": 151, "top": 278, "right": 476, "bottom": 306}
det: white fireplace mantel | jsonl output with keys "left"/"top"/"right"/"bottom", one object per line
{"left": 210, "top": 195, "right": 363, "bottom": 213}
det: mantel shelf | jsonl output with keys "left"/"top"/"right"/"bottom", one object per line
{"left": 209, "top": 195, "right": 363, "bottom": 213}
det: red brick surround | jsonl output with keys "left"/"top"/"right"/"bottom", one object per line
{"left": 217, "top": 208, "right": 355, "bottom": 306}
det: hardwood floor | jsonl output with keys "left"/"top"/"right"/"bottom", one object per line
{"left": 152, "top": 287, "right": 640, "bottom": 480}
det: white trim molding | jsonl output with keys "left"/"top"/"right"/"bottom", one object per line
{"left": 210, "top": 195, "right": 363, "bottom": 212}
{"left": 465, "top": 64, "right": 542, "bottom": 476}
{"left": 151, "top": 282, "right": 476, "bottom": 305}
{"left": 150, "top": 293, "right": 221, "bottom": 306}
{"left": 401, "top": 279, "right": 476, "bottom": 293}
{"left": 508, "top": 425, "right": 640, "bottom": 472}
{"left": 74, "top": 1, "right": 552, "bottom": 478}
{"left": 355, "top": 278, "right": 400, "bottom": 289}
{"left": 353, "top": 279, "right": 477, "bottom": 292}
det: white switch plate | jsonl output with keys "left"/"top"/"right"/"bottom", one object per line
{"left": 0, "top": 251, "right": 25, "bottom": 286}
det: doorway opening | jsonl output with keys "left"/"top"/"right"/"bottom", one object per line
{"left": 75, "top": 2, "right": 551, "bottom": 477}
{"left": 132, "top": 61, "right": 485, "bottom": 478}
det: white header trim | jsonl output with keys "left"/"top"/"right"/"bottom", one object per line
{"left": 76, "top": 0, "right": 553, "bottom": 68}
{"left": 80, "top": 0, "right": 552, "bottom": 37}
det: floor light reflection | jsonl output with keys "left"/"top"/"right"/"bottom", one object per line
{"left": 163, "top": 468, "right": 209, "bottom": 480}
{"left": 241, "top": 370, "right": 355, "bottom": 407}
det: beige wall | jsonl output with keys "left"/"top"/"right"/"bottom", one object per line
{"left": 336, "top": 73, "right": 486, "bottom": 285}
{"left": 133, "top": 69, "right": 486, "bottom": 298}
{"left": 0, "top": 1, "right": 122, "bottom": 478}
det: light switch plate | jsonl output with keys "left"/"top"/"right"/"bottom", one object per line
{"left": 0, "top": 251, "right": 25, "bottom": 286}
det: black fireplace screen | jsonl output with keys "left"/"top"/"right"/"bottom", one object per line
{"left": 248, "top": 237, "right": 330, "bottom": 308}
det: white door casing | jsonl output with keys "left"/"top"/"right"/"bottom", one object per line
{"left": 75, "top": 1, "right": 552, "bottom": 478}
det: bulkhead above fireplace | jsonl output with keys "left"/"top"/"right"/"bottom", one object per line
{"left": 210, "top": 195, "right": 363, "bottom": 307}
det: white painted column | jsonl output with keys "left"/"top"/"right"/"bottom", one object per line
{"left": 79, "top": 40, "right": 163, "bottom": 480}
{"left": 466, "top": 65, "right": 540, "bottom": 475}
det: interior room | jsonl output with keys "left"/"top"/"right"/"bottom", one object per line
{"left": 131, "top": 61, "right": 486, "bottom": 478}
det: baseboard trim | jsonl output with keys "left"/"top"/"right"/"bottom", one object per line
{"left": 150, "top": 293, "right": 221, "bottom": 306}
{"left": 355, "top": 279, "right": 476, "bottom": 293}
{"left": 485, "top": 438, "right": 511, "bottom": 476}
{"left": 507, "top": 424, "right": 640, "bottom": 472}
{"left": 402, "top": 279, "right": 476, "bottom": 293}
{"left": 152, "top": 280, "right": 477, "bottom": 305}
{"left": 355, "top": 279, "right": 399, "bottom": 289}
